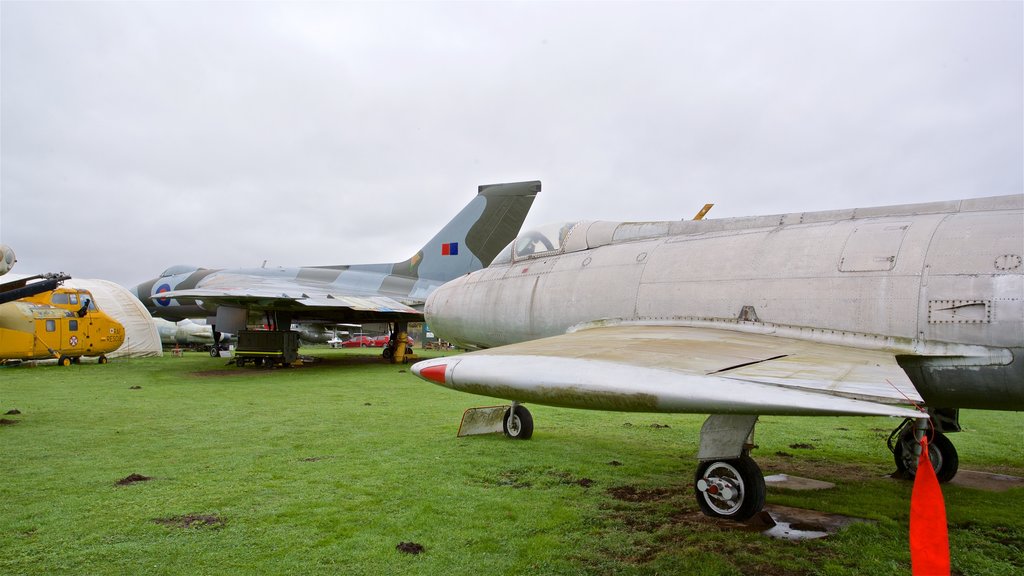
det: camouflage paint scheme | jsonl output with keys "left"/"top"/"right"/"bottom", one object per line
{"left": 131, "top": 181, "right": 540, "bottom": 333}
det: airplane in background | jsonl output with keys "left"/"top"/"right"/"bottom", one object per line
{"left": 1, "top": 244, "right": 15, "bottom": 276}
{"left": 131, "top": 181, "right": 540, "bottom": 362}
{"left": 412, "top": 194, "right": 1023, "bottom": 520}
{"left": 153, "top": 318, "right": 233, "bottom": 353}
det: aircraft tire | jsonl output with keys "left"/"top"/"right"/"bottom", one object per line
{"left": 503, "top": 405, "right": 534, "bottom": 440}
{"left": 58, "top": 356, "right": 71, "bottom": 367}
{"left": 98, "top": 356, "right": 108, "bottom": 365}
{"left": 893, "top": 429, "right": 959, "bottom": 483}
{"left": 694, "top": 454, "right": 766, "bottom": 521}
{"left": 210, "top": 347, "right": 219, "bottom": 358}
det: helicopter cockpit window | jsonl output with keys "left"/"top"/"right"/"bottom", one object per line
{"left": 513, "top": 222, "right": 577, "bottom": 260}
{"left": 51, "top": 293, "right": 70, "bottom": 305}
{"left": 80, "top": 293, "right": 97, "bottom": 311}
{"left": 69, "top": 293, "right": 79, "bottom": 306}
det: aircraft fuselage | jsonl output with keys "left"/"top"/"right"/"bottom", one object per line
{"left": 425, "top": 195, "right": 1023, "bottom": 411}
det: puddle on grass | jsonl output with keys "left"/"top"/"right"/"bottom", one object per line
{"left": 763, "top": 520, "right": 830, "bottom": 540}
{"left": 756, "top": 505, "right": 870, "bottom": 540}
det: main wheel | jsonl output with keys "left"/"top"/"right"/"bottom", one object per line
{"left": 98, "top": 356, "right": 108, "bottom": 365}
{"left": 694, "top": 454, "right": 766, "bottom": 521}
{"left": 503, "top": 405, "right": 534, "bottom": 440}
{"left": 210, "top": 347, "right": 219, "bottom": 357}
{"left": 58, "top": 356, "right": 72, "bottom": 367}
{"left": 893, "top": 429, "right": 959, "bottom": 483}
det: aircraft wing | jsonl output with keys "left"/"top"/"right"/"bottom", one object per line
{"left": 413, "top": 324, "right": 924, "bottom": 418}
{"left": 155, "top": 272, "right": 421, "bottom": 317}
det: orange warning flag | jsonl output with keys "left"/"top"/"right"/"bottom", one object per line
{"left": 910, "top": 436, "right": 950, "bottom": 575}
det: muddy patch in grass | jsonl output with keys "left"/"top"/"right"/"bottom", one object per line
{"left": 0, "top": 418, "right": 19, "bottom": 426}
{"left": 5, "top": 409, "right": 21, "bottom": 415}
{"left": 116, "top": 473, "right": 152, "bottom": 486}
{"left": 189, "top": 369, "right": 277, "bottom": 378}
{"left": 551, "top": 471, "right": 595, "bottom": 488}
{"left": 153, "top": 514, "right": 226, "bottom": 529}
{"left": 597, "top": 485, "right": 840, "bottom": 575}
{"left": 495, "top": 469, "right": 533, "bottom": 489}
{"left": 607, "top": 485, "right": 674, "bottom": 502}
{"left": 396, "top": 541, "right": 425, "bottom": 554}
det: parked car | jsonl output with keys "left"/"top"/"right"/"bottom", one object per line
{"left": 373, "top": 334, "right": 415, "bottom": 349}
{"left": 340, "top": 335, "right": 375, "bottom": 348}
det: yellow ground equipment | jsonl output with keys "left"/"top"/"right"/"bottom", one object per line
{"left": 0, "top": 287, "right": 125, "bottom": 365}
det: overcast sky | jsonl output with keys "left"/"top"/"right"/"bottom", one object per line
{"left": 2, "top": 1, "right": 1021, "bottom": 288}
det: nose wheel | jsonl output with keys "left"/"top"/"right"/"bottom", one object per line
{"left": 695, "top": 454, "right": 766, "bottom": 521}
{"left": 890, "top": 425, "right": 959, "bottom": 483}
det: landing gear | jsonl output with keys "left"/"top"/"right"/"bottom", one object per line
{"left": 890, "top": 419, "right": 960, "bottom": 482}
{"left": 503, "top": 404, "right": 533, "bottom": 439}
{"left": 210, "top": 329, "right": 223, "bottom": 357}
{"left": 98, "top": 355, "right": 108, "bottom": 365}
{"left": 58, "top": 355, "right": 71, "bottom": 367}
{"left": 382, "top": 322, "right": 413, "bottom": 364}
{"left": 693, "top": 414, "right": 764, "bottom": 520}
{"left": 695, "top": 454, "right": 766, "bottom": 521}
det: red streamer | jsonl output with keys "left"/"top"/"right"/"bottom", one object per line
{"left": 910, "top": 436, "right": 950, "bottom": 575}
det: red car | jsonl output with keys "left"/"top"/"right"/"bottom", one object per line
{"left": 340, "top": 336, "right": 375, "bottom": 348}
{"left": 373, "top": 335, "right": 415, "bottom": 349}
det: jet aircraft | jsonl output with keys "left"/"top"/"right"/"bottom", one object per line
{"left": 412, "top": 194, "right": 1023, "bottom": 520}
{"left": 132, "top": 181, "right": 540, "bottom": 359}
{"left": 153, "top": 318, "right": 233, "bottom": 352}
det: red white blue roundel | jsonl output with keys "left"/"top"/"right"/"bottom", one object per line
{"left": 69, "top": 336, "right": 79, "bottom": 346}
{"left": 156, "top": 284, "right": 172, "bottom": 306}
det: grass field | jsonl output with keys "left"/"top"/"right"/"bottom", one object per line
{"left": 2, "top": 348, "right": 1022, "bottom": 575}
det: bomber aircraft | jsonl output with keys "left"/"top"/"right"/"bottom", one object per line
{"left": 132, "top": 181, "right": 540, "bottom": 361}
{"left": 412, "top": 194, "right": 1023, "bottom": 520}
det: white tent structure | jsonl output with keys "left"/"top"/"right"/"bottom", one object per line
{"left": 63, "top": 279, "right": 162, "bottom": 358}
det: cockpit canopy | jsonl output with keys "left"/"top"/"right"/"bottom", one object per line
{"left": 160, "top": 265, "right": 201, "bottom": 278}
{"left": 492, "top": 221, "right": 587, "bottom": 266}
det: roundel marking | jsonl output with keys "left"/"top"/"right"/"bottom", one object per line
{"left": 156, "top": 283, "right": 173, "bottom": 307}
{"left": 69, "top": 336, "right": 79, "bottom": 346}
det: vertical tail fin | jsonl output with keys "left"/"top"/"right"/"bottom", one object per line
{"left": 392, "top": 181, "right": 540, "bottom": 282}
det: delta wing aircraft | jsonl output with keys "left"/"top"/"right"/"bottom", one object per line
{"left": 412, "top": 194, "right": 1023, "bottom": 520}
{"left": 132, "top": 181, "right": 540, "bottom": 357}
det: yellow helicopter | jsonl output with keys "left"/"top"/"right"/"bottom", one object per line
{"left": 0, "top": 285, "right": 125, "bottom": 366}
